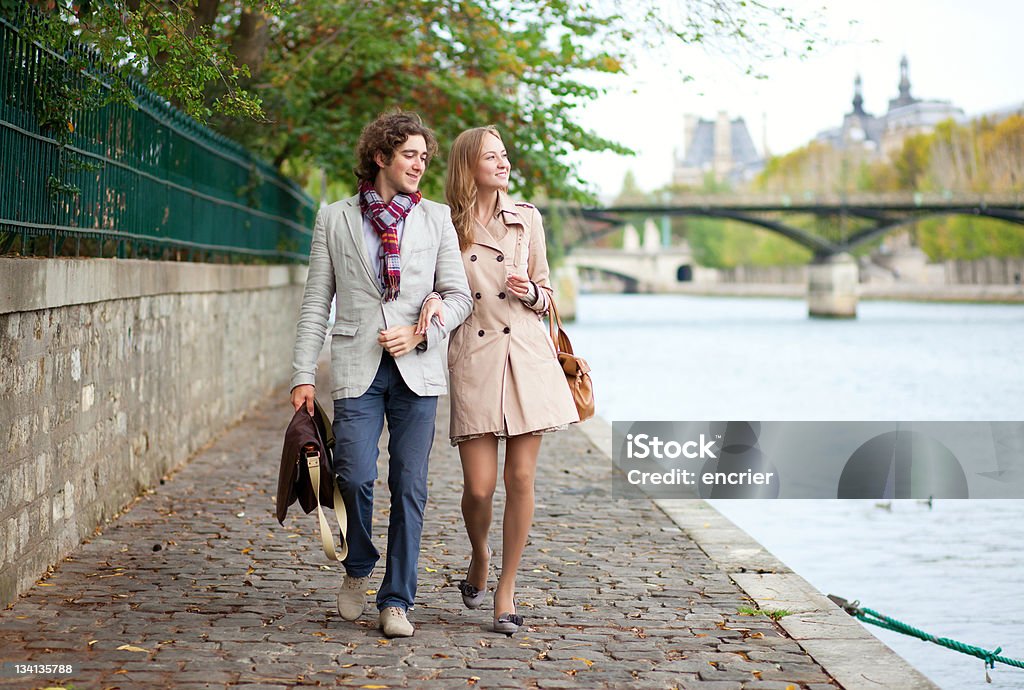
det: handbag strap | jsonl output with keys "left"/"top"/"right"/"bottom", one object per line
{"left": 305, "top": 450, "right": 348, "bottom": 562}
{"left": 547, "top": 296, "right": 576, "bottom": 356}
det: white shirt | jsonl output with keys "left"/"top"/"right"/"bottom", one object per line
{"left": 362, "top": 216, "right": 405, "bottom": 288}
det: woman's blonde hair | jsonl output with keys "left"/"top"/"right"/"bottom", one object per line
{"left": 445, "top": 126, "right": 503, "bottom": 251}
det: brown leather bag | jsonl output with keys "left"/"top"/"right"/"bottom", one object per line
{"left": 510, "top": 208, "right": 594, "bottom": 421}
{"left": 547, "top": 297, "right": 595, "bottom": 421}
{"left": 276, "top": 400, "right": 348, "bottom": 561}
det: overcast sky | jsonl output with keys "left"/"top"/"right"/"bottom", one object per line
{"left": 570, "top": 0, "right": 1024, "bottom": 201}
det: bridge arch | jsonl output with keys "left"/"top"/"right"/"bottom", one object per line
{"left": 552, "top": 197, "right": 1024, "bottom": 257}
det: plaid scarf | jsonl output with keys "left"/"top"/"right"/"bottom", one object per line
{"left": 358, "top": 180, "right": 422, "bottom": 301}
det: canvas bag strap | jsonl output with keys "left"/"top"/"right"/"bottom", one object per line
{"left": 305, "top": 450, "right": 348, "bottom": 562}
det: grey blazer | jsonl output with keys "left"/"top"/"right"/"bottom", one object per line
{"left": 291, "top": 194, "right": 472, "bottom": 399}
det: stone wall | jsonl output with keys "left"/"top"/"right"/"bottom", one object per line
{"left": 941, "top": 257, "right": 1024, "bottom": 285}
{"left": 0, "top": 258, "right": 306, "bottom": 606}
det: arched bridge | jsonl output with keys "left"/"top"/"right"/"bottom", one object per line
{"left": 544, "top": 193, "right": 1024, "bottom": 317}
{"left": 551, "top": 193, "right": 1024, "bottom": 257}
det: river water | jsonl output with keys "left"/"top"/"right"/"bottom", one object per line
{"left": 566, "top": 293, "right": 1024, "bottom": 690}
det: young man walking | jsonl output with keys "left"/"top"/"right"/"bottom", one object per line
{"left": 290, "top": 111, "right": 472, "bottom": 637}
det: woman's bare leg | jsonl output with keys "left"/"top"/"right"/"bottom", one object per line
{"left": 494, "top": 433, "right": 542, "bottom": 616}
{"left": 459, "top": 434, "right": 499, "bottom": 587}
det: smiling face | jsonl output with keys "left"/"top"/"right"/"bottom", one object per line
{"left": 473, "top": 132, "right": 510, "bottom": 193}
{"left": 375, "top": 134, "right": 428, "bottom": 200}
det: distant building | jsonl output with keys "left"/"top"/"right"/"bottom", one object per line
{"left": 974, "top": 101, "right": 1024, "bottom": 124}
{"left": 815, "top": 56, "right": 965, "bottom": 159}
{"left": 673, "top": 111, "right": 764, "bottom": 187}
{"left": 815, "top": 74, "right": 885, "bottom": 154}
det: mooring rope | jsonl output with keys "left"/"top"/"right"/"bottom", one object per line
{"left": 828, "top": 594, "right": 1024, "bottom": 680}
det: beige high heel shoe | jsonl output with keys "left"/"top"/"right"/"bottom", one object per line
{"left": 457, "top": 546, "right": 491, "bottom": 609}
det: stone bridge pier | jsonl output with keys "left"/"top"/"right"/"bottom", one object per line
{"left": 807, "top": 253, "right": 859, "bottom": 318}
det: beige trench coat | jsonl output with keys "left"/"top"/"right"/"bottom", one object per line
{"left": 448, "top": 193, "right": 580, "bottom": 440}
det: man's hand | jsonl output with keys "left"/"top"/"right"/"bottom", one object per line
{"left": 378, "top": 325, "right": 426, "bottom": 358}
{"left": 291, "top": 384, "right": 315, "bottom": 415}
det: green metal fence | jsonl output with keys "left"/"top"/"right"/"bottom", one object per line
{"left": 0, "top": 14, "right": 314, "bottom": 262}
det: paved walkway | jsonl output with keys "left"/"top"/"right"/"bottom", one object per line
{"left": 0, "top": 382, "right": 840, "bottom": 689}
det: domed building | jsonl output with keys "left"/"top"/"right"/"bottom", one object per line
{"left": 815, "top": 56, "right": 965, "bottom": 160}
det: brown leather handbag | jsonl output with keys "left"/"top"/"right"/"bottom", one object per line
{"left": 547, "top": 297, "right": 595, "bottom": 421}
{"left": 510, "top": 208, "right": 594, "bottom": 421}
{"left": 276, "top": 400, "right": 348, "bottom": 561}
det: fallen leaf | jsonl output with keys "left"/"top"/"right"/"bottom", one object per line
{"left": 749, "top": 632, "right": 765, "bottom": 639}
{"left": 36, "top": 582, "right": 55, "bottom": 587}
{"left": 241, "top": 548, "right": 252, "bottom": 555}
{"left": 340, "top": 663, "right": 356, "bottom": 668}
{"left": 360, "top": 686, "right": 388, "bottom": 689}
{"left": 432, "top": 653, "right": 449, "bottom": 659}
{"left": 424, "top": 567, "right": 437, "bottom": 573}
{"left": 570, "top": 657, "right": 594, "bottom": 667}
{"left": 117, "top": 644, "right": 150, "bottom": 653}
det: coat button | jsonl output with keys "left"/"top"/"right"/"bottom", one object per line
{"left": 478, "top": 330, "right": 485, "bottom": 337}
{"left": 475, "top": 292, "right": 482, "bottom": 299}
{"left": 470, "top": 254, "right": 477, "bottom": 261}
{"left": 503, "top": 326, "right": 511, "bottom": 334}
{"left": 498, "top": 292, "right": 506, "bottom": 299}
{"left": 496, "top": 254, "right": 504, "bottom": 262}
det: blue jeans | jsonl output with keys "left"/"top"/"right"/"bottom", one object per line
{"left": 332, "top": 352, "right": 437, "bottom": 612}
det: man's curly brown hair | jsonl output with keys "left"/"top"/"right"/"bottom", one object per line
{"left": 354, "top": 110, "right": 439, "bottom": 183}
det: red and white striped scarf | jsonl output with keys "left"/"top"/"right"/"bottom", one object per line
{"left": 358, "top": 180, "right": 421, "bottom": 301}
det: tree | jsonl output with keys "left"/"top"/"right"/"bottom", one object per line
{"left": 7, "top": 0, "right": 820, "bottom": 200}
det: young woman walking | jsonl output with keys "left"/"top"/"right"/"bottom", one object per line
{"left": 418, "top": 126, "right": 579, "bottom": 634}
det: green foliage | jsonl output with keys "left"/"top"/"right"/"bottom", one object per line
{"left": 755, "top": 114, "right": 1024, "bottom": 259}
{"left": 11, "top": 1, "right": 261, "bottom": 119}
{"left": 917, "top": 216, "right": 1024, "bottom": 261}
{"left": 11, "top": 0, "right": 820, "bottom": 202}
{"left": 893, "top": 133, "right": 931, "bottom": 190}
{"left": 737, "top": 606, "right": 792, "bottom": 621}
{"left": 686, "top": 218, "right": 811, "bottom": 268}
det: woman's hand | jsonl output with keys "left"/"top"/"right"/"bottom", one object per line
{"left": 416, "top": 295, "right": 444, "bottom": 336}
{"left": 505, "top": 273, "right": 532, "bottom": 300}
